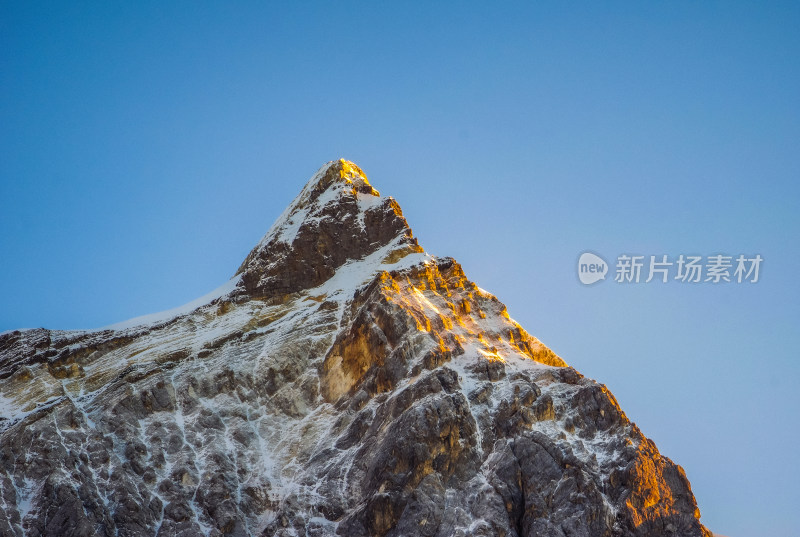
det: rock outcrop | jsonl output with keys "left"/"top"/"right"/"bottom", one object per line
{"left": 0, "top": 160, "right": 711, "bottom": 537}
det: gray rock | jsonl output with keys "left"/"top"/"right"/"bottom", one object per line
{"left": 0, "top": 160, "right": 710, "bottom": 537}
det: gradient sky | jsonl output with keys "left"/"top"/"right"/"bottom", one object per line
{"left": 2, "top": 2, "right": 799, "bottom": 535}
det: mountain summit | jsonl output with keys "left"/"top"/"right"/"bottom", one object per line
{"left": 234, "top": 160, "right": 423, "bottom": 300}
{"left": 0, "top": 160, "right": 710, "bottom": 537}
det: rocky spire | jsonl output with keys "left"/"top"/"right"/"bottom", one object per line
{"left": 234, "top": 159, "right": 423, "bottom": 300}
{"left": 0, "top": 160, "right": 711, "bottom": 537}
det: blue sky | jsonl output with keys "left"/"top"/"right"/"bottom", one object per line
{"left": 2, "top": 2, "right": 799, "bottom": 535}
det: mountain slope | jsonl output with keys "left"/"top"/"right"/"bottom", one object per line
{"left": 0, "top": 160, "right": 710, "bottom": 537}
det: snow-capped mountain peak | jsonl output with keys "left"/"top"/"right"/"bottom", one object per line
{"left": 0, "top": 161, "right": 711, "bottom": 537}
{"left": 234, "top": 159, "right": 423, "bottom": 301}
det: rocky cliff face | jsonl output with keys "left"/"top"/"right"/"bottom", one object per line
{"left": 0, "top": 160, "right": 711, "bottom": 537}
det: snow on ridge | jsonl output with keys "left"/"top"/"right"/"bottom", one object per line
{"left": 93, "top": 233, "right": 427, "bottom": 335}
{"left": 255, "top": 161, "right": 337, "bottom": 249}
{"left": 0, "top": 328, "right": 34, "bottom": 337}
{"left": 95, "top": 275, "right": 242, "bottom": 333}
{"left": 254, "top": 159, "right": 383, "bottom": 250}
{"left": 91, "top": 160, "right": 399, "bottom": 335}
{"left": 315, "top": 237, "right": 432, "bottom": 296}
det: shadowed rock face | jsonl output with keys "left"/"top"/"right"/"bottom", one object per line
{"left": 0, "top": 160, "right": 710, "bottom": 537}
{"left": 234, "top": 160, "right": 422, "bottom": 301}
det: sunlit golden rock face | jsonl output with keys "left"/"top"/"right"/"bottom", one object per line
{"left": 320, "top": 259, "right": 566, "bottom": 403}
{"left": 0, "top": 160, "right": 710, "bottom": 537}
{"left": 337, "top": 159, "right": 379, "bottom": 196}
{"left": 616, "top": 434, "right": 708, "bottom": 535}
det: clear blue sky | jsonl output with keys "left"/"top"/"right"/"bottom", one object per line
{"left": 2, "top": 2, "right": 798, "bottom": 535}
